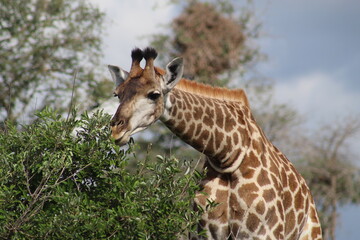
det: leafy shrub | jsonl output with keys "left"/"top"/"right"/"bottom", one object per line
{"left": 0, "top": 109, "right": 201, "bottom": 239}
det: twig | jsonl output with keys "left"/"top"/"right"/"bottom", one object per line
{"left": 66, "top": 68, "right": 78, "bottom": 121}
{"left": 50, "top": 163, "right": 92, "bottom": 189}
{"left": 178, "top": 155, "right": 202, "bottom": 199}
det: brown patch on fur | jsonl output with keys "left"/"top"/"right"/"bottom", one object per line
{"left": 246, "top": 212, "right": 260, "bottom": 232}
{"left": 256, "top": 200, "right": 266, "bottom": 215}
{"left": 277, "top": 200, "right": 284, "bottom": 220}
{"left": 214, "top": 128, "right": 224, "bottom": 145}
{"left": 193, "top": 106, "right": 203, "bottom": 120}
{"left": 240, "top": 164, "right": 255, "bottom": 179}
{"left": 177, "top": 98, "right": 183, "bottom": 109}
{"left": 177, "top": 111, "right": 183, "bottom": 120}
{"left": 311, "top": 226, "right": 322, "bottom": 239}
{"left": 203, "top": 110, "right": 214, "bottom": 127}
{"left": 216, "top": 190, "right": 229, "bottom": 204}
{"left": 187, "top": 122, "right": 196, "bottom": 136}
{"left": 265, "top": 206, "right": 278, "bottom": 229}
{"left": 226, "top": 135, "right": 232, "bottom": 147}
{"left": 294, "top": 189, "right": 304, "bottom": 211}
{"left": 263, "top": 188, "right": 276, "bottom": 202}
{"left": 225, "top": 116, "right": 237, "bottom": 132}
{"left": 239, "top": 183, "right": 259, "bottom": 207}
{"left": 251, "top": 139, "right": 264, "bottom": 153}
{"left": 248, "top": 151, "right": 261, "bottom": 168}
{"left": 215, "top": 106, "right": 225, "bottom": 129}
{"left": 233, "top": 132, "right": 239, "bottom": 145}
{"left": 208, "top": 201, "right": 228, "bottom": 223}
{"left": 177, "top": 119, "right": 186, "bottom": 130}
{"left": 240, "top": 154, "right": 259, "bottom": 179}
{"left": 288, "top": 173, "right": 298, "bottom": 192}
{"left": 283, "top": 191, "right": 293, "bottom": 210}
{"left": 274, "top": 224, "right": 284, "bottom": 239}
{"left": 285, "top": 210, "right": 296, "bottom": 235}
{"left": 257, "top": 168, "right": 271, "bottom": 186}
{"left": 184, "top": 111, "right": 192, "bottom": 121}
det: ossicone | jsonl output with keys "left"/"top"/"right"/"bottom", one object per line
{"left": 131, "top": 48, "right": 143, "bottom": 62}
{"left": 143, "top": 47, "right": 158, "bottom": 60}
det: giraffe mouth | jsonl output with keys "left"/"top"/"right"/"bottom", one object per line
{"left": 114, "top": 136, "right": 129, "bottom": 146}
{"left": 111, "top": 126, "right": 148, "bottom": 146}
{"left": 111, "top": 128, "right": 131, "bottom": 146}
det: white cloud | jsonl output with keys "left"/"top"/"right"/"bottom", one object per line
{"left": 90, "top": 0, "right": 175, "bottom": 69}
{"left": 275, "top": 72, "right": 360, "bottom": 124}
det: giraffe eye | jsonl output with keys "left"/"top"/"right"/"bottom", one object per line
{"left": 113, "top": 92, "right": 118, "bottom": 98}
{"left": 147, "top": 91, "right": 161, "bottom": 101}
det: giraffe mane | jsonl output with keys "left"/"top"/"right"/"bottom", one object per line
{"left": 155, "top": 67, "right": 250, "bottom": 107}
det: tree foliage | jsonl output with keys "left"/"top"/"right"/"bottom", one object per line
{"left": 0, "top": 0, "right": 106, "bottom": 124}
{"left": 0, "top": 109, "right": 202, "bottom": 239}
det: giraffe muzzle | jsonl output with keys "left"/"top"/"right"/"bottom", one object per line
{"left": 111, "top": 124, "right": 149, "bottom": 146}
{"left": 111, "top": 128, "right": 131, "bottom": 146}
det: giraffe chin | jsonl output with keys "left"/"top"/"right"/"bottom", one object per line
{"left": 114, "top": 137, "right": 129, "bottom": 146}
{"left": 112, "top": 132, "right": 130, "bottom": 146}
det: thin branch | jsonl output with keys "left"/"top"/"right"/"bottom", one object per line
{"left": 66, "top": 68, "right": 78, "bottom": 121}
{"left": 178, "top": 155, "right": 203, "bottom": 199}
{"left": 50, "top": 163, "right": 92, "bottom": 189}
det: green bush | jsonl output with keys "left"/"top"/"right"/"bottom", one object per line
{"left": 0, "top": 109, "right": 202, "bottom": 239}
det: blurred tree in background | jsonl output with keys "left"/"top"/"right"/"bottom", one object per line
{"left": 0, "top": 0, "right": 110, "bottom": 126}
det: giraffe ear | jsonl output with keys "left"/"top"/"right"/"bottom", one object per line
{"left": 108, "top": 65, "right": 128, "bottom": 87}
{"left": 163, "top": 57, "right": 184, "bottom": 93}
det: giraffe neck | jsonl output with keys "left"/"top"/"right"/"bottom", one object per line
{"left": 161, "top": 87, "right": 259, "bottom": 173}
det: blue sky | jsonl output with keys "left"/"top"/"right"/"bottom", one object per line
{"left": 90, "top": 0, "right": 360, "bottom": 238}
{"left": 256, "top": 0, "right": 360, "bottom": 126}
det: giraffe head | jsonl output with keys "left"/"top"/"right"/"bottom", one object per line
{"left": 108, "top": 47, "right": 184, "bottom": 145}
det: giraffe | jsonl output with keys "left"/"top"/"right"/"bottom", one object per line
{"left": 108, "top": 47, "right": 322, "bottom": 240}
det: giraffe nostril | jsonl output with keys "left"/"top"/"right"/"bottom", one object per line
{"left": 110, "top": 119, "right": 125, "bottom": 127}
